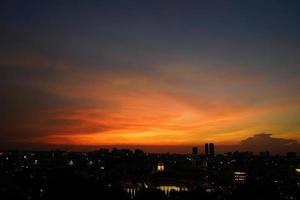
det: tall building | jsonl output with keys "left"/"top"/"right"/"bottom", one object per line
{"left": 192, "top": 147, "right": 198, "bottom": 155}
{"left": 205, "top": 143, "right": 209, "bottom": 156}
{"left": 209, "top": 143, "right": 215, "bottom": 156}
{"left": 204, "top": 143, "right": 215, "bottom": 157}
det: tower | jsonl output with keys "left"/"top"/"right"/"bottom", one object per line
{"left": 192, "top": 147, "right": 198, "bottom": 155}
{"left": 205, "top": 143, "right": 209, "bottom": 156}
{"left": 209, "top": 143, "right": 215, "bottom": 156}
{"left": 204, "top": 143, "right": 215, "bottom": 157}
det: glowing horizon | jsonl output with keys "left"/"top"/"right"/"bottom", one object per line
{"left": 1, "top": 1, "right": 300, "bottom": 153}
{"left": 14, "top": 64, "right": 300, "bottom": 147}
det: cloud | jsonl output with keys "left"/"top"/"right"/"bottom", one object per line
{"left": 240, "top": 133, "right": 300, "bottom": 154}
{"left": 1, "top": 2, "right": 300, "bottom": 151}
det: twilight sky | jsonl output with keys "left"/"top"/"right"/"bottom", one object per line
{"left": 1, "top": 0, "right": 300, "bottom": 153}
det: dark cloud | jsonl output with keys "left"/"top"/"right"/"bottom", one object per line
{"left": 0, "top": 83, "right": 113, "bottom": 141}
{"left": 0, "top": 85, "right": 72, "bottom": 138}
{"left": 0, "top": 20, "right": 169, "bottom": 76}
{"left": 240, "top": 133, "right": 300, "bottom": 154}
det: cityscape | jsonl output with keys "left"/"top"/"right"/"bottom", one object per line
{"left": 1, "top": 1, "right": 300, "bottom": 200}
{"left": 1, "top": 145, "right": 299, "bottom": 200}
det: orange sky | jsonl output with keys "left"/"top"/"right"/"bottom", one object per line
{"left": 12, "top": 61, "right": 299, "bottom": 147}
{"left": 1, "top": 1, "right": 300, "bottom": 152}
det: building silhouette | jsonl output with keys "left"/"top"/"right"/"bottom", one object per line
{"left": 192, "top": 147, "right": 198, "bottom": 155}
{"left": 209, "top": 143, "right": 215, "bottom": 156}
{"left": 204, "top": 143, "right": 215, "bottom": 156}
{"left": 205, "top": 143, "right": 209, "bottom": 156}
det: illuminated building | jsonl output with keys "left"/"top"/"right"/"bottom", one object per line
{"left": 155, "top": 180, "right": 189, "bottom": 196}
{"left": 157, "top": 162, "right": 164, "bottom": 172}
{"left": 157, "top": 185, "right": 188, "bottom": 196}
{"left": 296, "top": 168, "right": 300, "bottom": 183}
{"left": 125, "top": 187, "right": 136, "bottom": 199}
{"left": 121, "top": 180, "right": 136, "bottom": 199}
{"left": 202, "top": 182, "right": 215, "bottom": 193}
{"left": 234, "top": 171, "right": 247, "bottom": 183}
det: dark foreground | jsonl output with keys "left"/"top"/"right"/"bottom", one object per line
{"left": 0, "top": 149, "right": 299, "bottom": 200}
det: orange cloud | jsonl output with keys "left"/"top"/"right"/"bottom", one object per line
{"left": 2, "top": 56, "right": 300, "bottom": 148}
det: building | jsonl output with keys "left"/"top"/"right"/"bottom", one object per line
{"left": 259, "top": 151, "right": 270, "bottom": 157}
{"left": 209, "top": 143, "right": 215, "bottom": 156}
{"left": 121, "top": 179, "right": 138, "bottom": 199}
{"left": 155, "top": 180, "right": 189, "bottom": 196}
{"left": 192, "top": 147, "right": 198, "bottom": 155}
{"left": 204, "top": 143, "right": 215, "bottom": 156}
{"left": 157, "top": 185, "right": 188, "bottom": 196}
{"left": 205, "top": 144, "right": 209, "bottom": 156}
{"left": 234, "top": 171, "right": 247, "bottom": 184}
{"left": 157, "top": 162, "right": 165, "bottom": 172}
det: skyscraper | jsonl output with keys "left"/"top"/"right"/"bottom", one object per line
{"left": 192, "top": 147, "right": 198, "bottom": 155}
{"left": 204, "top": 143, "right": 215, "bottom": 157}
{"left": 209, "top": 143, "right": 215, "bottom": 156}
{"left": 205, "top": 143, "right": 209, "bottom": 156}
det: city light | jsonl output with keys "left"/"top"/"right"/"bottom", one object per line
{"left": 234, "top": 171, "right": 247, "bottom": 183}
{"left": 157, "top": 185, "right": 188, "bottom": 196}
{"left": 157, "top": 162, "right": 165, "bottom": 172}
{"left": 68, "top": 160, "right": 75, "bottom": 166}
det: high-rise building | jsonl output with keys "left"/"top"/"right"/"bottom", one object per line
{"left": 204, "top": 143, "right": 215, "bottom": 157}
{"left": 205, "top": 143, "right": 209, "bottom": 156}
{"left": 209, "top": 143, "right": 215, "bottom": 156}
{"left": 192, "top": 147, "right": 198, "bottom": 155}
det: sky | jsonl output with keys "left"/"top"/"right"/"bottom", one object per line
{"left": 1, "top": 0, "right": 300, "bottom": 153}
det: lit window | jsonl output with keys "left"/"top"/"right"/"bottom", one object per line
{"left": 234, "top": 171, "right": 247, "bottom": 183}
{"left": 157, "top": 163, "right": 164, "bottom": 171}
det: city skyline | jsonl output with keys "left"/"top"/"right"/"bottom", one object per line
{"left": 1, "top": 1, "right": 300, "bottom": 153}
